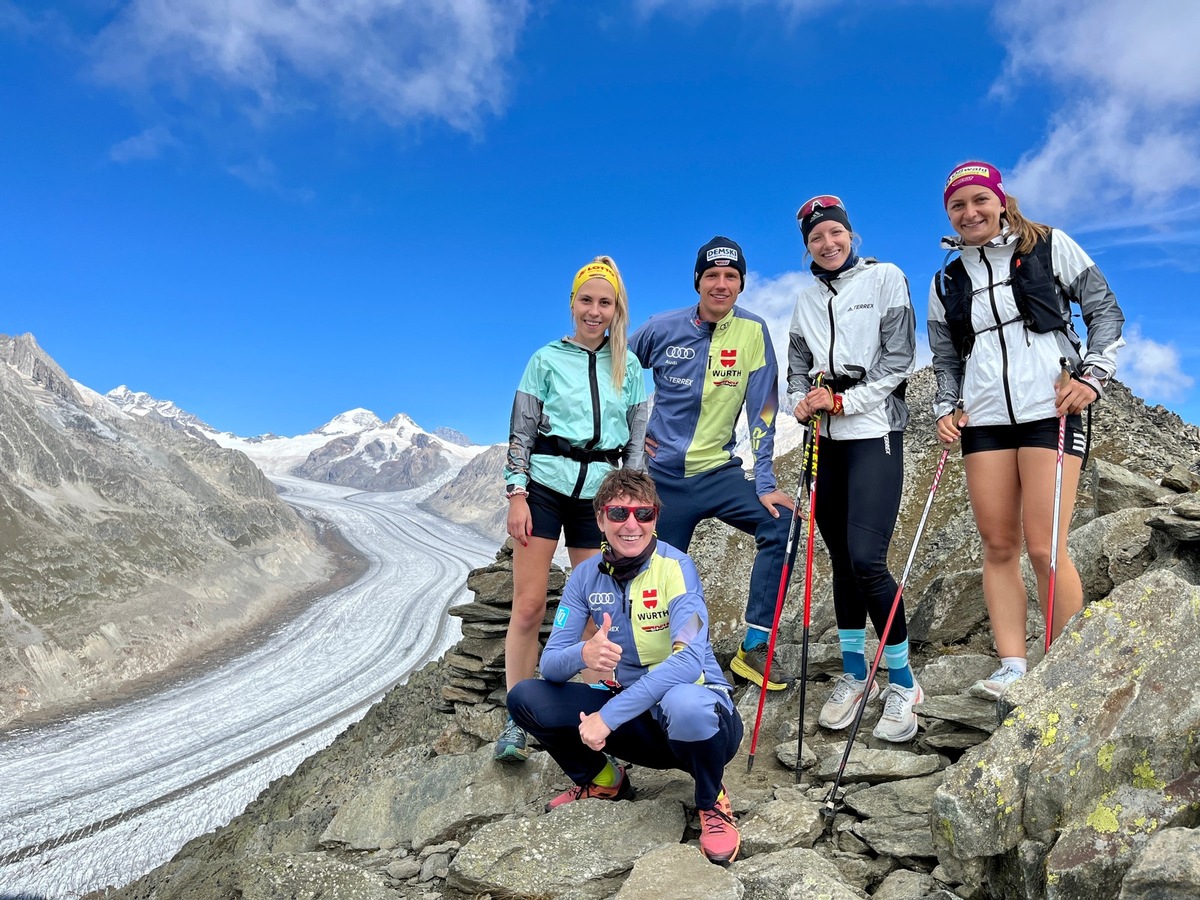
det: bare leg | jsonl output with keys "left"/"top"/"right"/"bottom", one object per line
{"left": 504, "top": 536, "right": 559, "bottom": 692}
{"left": 964, "top": 450, "right": 1028, "bottom": 659}
{"left": 1018, "top": 446, "right": 1084, "bottom": 641}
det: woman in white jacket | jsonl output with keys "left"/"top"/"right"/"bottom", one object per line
{"left": 787, "top": 195, "right": 919, "bottom": 742}
{"left": 929, "top": 161, "right": 1124, "bottom": 700}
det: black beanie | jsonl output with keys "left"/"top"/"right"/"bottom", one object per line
{"left": 693, "top": 236, "right": 746, "bottom": 291}
{"left": 799, "top": 205, "right": 852, "bottom": 244}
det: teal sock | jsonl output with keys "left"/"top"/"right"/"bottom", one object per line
{"left": 742, "top": 627, "right": 769, "bottom": 651}
{"left": 883, "top": 638, "right": 914, "bottom": 689}
{"left": 838, "top": 628, "right": 867, "bottom": 679}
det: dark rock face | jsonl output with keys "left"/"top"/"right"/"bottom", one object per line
{"left": 0, "top": 334, "right": 331, "bottom": 725}
{"left": 92, "top": 369, "right": 1200, "bottom": 900}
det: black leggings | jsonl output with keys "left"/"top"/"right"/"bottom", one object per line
{"left": 814, "top": 431, "right": 908, "bottom": 646}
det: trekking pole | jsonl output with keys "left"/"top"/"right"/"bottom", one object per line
{"left": 792, "top": 396, "right": 824, "bottom": 782}
{"left": 745, "top": 418, "right": 814, "bottom": 773}
{"left": 820, "top": 401, "right": 962, "bottom": 822}
{"left": 1045, "top": 359, "right": 1072, "bottom": 653}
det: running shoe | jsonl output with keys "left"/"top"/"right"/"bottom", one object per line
{"left": 872, "top": 680, "right": 924, "bottom": 743}
{"left": 545, "top": 763, "right": 633, "bottom": 811}
{"left": 819, "top": 672, "right": 880, "bottom": 730}
{"left": 969, "top": 664, "right": 1024, "bottom": 701}
{"left": 493, "top": 717, "right": 529, "bottom": 763}
{"left": 698, "top": 788, "right": 741, "bottom": 866}
{"left": 730, "top": 645, "right": 793, "bottom": 691}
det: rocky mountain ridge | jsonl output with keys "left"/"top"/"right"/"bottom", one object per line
{"left": 96, "top": 369, "right": 1200, "bottom": 900}
{"left": 0, "top": 334, "right": 335, "bottom": 726}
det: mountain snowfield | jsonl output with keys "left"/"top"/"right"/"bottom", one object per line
{"left": 107, "top": 387, "right": 487, "bottom": 482}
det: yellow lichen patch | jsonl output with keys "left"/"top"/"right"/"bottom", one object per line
{"left": 938, "top": 817, "right": 955, "bottom": 846}
{"left": 1069, "top": 760, "right": 1081, "bottom": 777}
{"left": 1132, "top": 666, "right": 1144, "bottom": 678}
{"left": 1132, "top": 760, "right": 1166, "bottom": 791}
{"left": 1098, "top": 743, "right": 1115, "bottom": 772}
{"left": 1087, "top": 802, "right": 1122, "bottom": 834}
{"left": 1083, "top": 608, "right": 1095, "bottom": 619}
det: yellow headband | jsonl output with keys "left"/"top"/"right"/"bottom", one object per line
{"left": 570, "top": 262, "right": 621, "bottom": 304}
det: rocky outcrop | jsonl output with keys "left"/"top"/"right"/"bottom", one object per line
{"left": 421, "top": 444, "right": 508, "bottom": 542}
{"left": 0, "top": 334, "right": 334, "bottom": 725}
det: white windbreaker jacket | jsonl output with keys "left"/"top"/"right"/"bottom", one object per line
{"left": 786, "top": 258, "right": 916, "bottom": 441}
{"left": 927, "top": 229, "right": 1125, "bottom": 427}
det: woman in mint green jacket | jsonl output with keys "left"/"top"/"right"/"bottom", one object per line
{"left": 494, "top": 255, "right": 649, "bottom": 763}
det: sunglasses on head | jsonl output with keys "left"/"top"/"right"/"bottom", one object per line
{"left": 602, "top": 504, "right": 658, "bottom": 523}
{"left": 796, "top": 194, "right": 845, "bottom": 222}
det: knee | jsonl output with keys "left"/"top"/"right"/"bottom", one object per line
{"left": 1026, "top": 543, "right": 1053, "bottom": 575}
{"left": 509, "top": 594, "right": 549, "bottom": 633}
{"left": 660, "top": 685, "right": 721, "bottom": 743}
{"left": 981, "top": 535, "right": 1022, "bottom": 566}
{"left": 757, "top": 512, "right": 791, "bottom": 547}
{"left": 506, "top": 678, "right": 544, "bottom": 724}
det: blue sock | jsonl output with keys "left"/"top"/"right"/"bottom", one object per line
{"left": 883, "top": 638, "right": 914, "bottom": 689}
{"left": 838, "top": 628, "right": 867, "bottom": 680}
{"left": 742, "top": 627, "right": 769, "bottom": 652}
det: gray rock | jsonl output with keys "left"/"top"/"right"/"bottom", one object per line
{"left": 739, "top": 797, "right": 825, "bottom": 854}
{"left": 418, "top": 851, "right": 449, "bottom": 881}
{"left": 815, "top": 747, "right": 946, "bottom": 785}
{"left": 914, "top": 695, "right": 999, "bottom": 733}
{"left": 1069, "top": 507, "right": 1158, "bottom": 604}
{"left": 909, "top": 569, "right": 989, "bottom": 645}
{"left": 614, "top": 843, "right": 744, "bottom": 899}
{"left": 448, "top": 797, "right": 685, "bottom": 899}
{"left": 385, "top": 857, "right": 422, "bottom": 880}
{"left": 917, "top": 654, "right": 999, "bottom": 697}
{"left": 920, "top": 721, "right": 993, "bottom": 752}
{"left": 1117, "top": 826, "right": 1200, "bottom": 899}
{"left": 871, "top": 868, "right": 939, "bottom": 900}
{"left": 1159, "top": 463, "right": 1198, "bottom": 493}
{"left": 1145, "top": 511, "right": 1200, "bottom": 542}
{"left": 852, "top": 814, "right": 936, "bottom": 858}
{"left": 842, "top": 773, "right": 945, "bottom": 819}
{"left": 728, "top": 847, "right": 864, "bottom": 899}
{"left": 233, "top": 852, "right": 394, "bottom": 900}
{"left": 321, "top": 746, "right": 561, "bottom": 850}
{"left": 932, "top": 570, "right": 1200, "bottom": 898}
{"left": 774, "top": 738, "right": 818, "bottom": 772}
{"left": 1092, "top": 459, "right": 1170, "bottom": 515}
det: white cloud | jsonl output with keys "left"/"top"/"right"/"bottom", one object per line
{"left": 1116, "top": 323, "right": 1194, "bottom": 404}
{"left": 739, "top": 268, "right": 811, "bottom": 399}
{"left": 90, "top": 0, "right": 530, "bottom": 132}
{"left": 109, "top": 125, "right": 178, "bottom": 162}
{"left": 997, "top": 0, "right": 1200, "bottom": 226}
{"left": 634, "top": 0, "right": 828, "bottom": 16}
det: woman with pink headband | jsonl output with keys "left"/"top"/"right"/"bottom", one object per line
{"left": 496, "top": 256, "right": 649, "bottom": 762}
{"left": 928, "top": 161, "right": 1125, "bottom": 700}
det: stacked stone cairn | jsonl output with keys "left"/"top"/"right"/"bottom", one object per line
{"left": 442, "top": 540, "right": 565, "bottom": 742}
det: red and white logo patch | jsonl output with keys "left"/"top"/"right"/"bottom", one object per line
{"left": 642, "top": 589, "right": 658, "bottom": 609}
{"left": 720, "top": 349, "right": 737, "bottom": 368}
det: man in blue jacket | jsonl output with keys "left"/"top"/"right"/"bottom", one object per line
{"left": 629, "top": 236, "right": 793, "bottom": 689}
{"left": 507, "top": 468, "right": 744, "bottom": 865}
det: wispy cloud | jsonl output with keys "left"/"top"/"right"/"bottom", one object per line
{"left": 89, "top": 0, "right": 531, "bottom": 132}
{"left": 109, "top": 125, "right": 179, "bottom": 163}
{"left": 1118, "top": 323, "right": 1195, "bottom": 405}
{"left": 996, "top": 0, "right": 1200, "bottom": 234}
{"left": 634, "top": 0, "right": 828, "bottom": 14}
{"left": 740, "top": 268, "right": 811, "bottom": 399}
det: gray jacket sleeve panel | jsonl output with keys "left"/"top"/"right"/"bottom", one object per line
{"left": 505, "top": 389, "right": 542, "bottom": 487}
{"left": 623, "top": 399, "right": 650, "bottom": 471}
{"left": 786, "top": 330, "right": 815, "bottom": 411}
{"left": 844, "top": 267, "right": 916, "bottom": 418}
{"left": 1053, "top": 230, "right": 1125, "bottom": 378}
{"left": 927, "top": 277, "right": 963, "bottom": 420}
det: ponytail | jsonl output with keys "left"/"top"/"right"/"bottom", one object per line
{"left": 1003, "top": 194, "right": 1051, "bottom": 256}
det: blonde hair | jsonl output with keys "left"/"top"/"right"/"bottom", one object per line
{"left": 1003, "top": 194, "right": 1051, "bottom": 256}
{"left": 573, "top": 254, "right": 630, "bottom": 392}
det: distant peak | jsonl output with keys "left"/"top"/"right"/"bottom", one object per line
{"left": 316, "top": 408, "right": 384, "bottom": 435}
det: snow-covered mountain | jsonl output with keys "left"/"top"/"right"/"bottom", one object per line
{"left": 106, "top": 392, "right": 488, "bottom": 491}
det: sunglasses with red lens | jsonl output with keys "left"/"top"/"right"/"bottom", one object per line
{"left": 796, "top": 194, "right": 845, "bottom": 222}
{"left": 603, "top": 504, "right": 658, "bottom": 523}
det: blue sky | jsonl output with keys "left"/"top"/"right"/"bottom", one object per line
{"left": 3, "top": 1, "right": 1199, "bottom": 444}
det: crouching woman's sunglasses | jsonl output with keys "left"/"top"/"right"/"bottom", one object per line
{"left": 602, "top": 504, "right": 659, "bottom": 523}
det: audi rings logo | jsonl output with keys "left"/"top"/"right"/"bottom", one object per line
{"left": 665, "top": 346, "right": 696, "bottom": 360}
{"left": 588, "top": 592, "right": 618, "bottom": 607}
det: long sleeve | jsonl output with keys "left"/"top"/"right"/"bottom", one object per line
{"left": 744, "top": 328, "right": 780, "bottom": 496}
{"left": 927, "top": 279, "right": 964, "bottom": 421}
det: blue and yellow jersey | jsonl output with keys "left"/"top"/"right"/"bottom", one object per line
{"left": 630, "top": 305, "right": 780, "bottom": 495}
{"left": 540, "top": 540, "right": 731, "bottom": 732}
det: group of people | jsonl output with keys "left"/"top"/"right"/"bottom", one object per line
{"left": 494, "top": 160, "right": 1125, "bottom": 866}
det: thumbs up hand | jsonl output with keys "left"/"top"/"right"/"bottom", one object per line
{"left": 582, "top": 612, "right": 622, "bottom": 676}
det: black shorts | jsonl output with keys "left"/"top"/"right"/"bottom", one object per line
{"left": 526, "top": 481, "right": 603, "bottom": 547}
{"left": 961, "top": 415, "right": 1085, "bottom": 459}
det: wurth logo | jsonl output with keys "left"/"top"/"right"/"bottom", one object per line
{"left": 642, "top": 589, "right": 658, "bottom": 609}
{"left": 720, "top": 349, "right": 737, "bottom": 368}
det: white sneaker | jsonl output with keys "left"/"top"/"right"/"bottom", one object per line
{"left": 819, "top": 672, "right": 880, "bottom": 731}
{"left": 968, "top": 664, "right": 1024, "bottom": 701}
{"left": 872, "top": 680, "right": 923, "bottom": 743}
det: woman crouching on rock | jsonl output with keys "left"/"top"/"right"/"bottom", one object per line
{"left": 928, "top": 161, "right": 1125, "bottom": 700}
{"left": 496, "top": 256, "right": 649, "bottom": 762}
{"left": 787, "top": 194, "right": 920, "bottom": 742}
